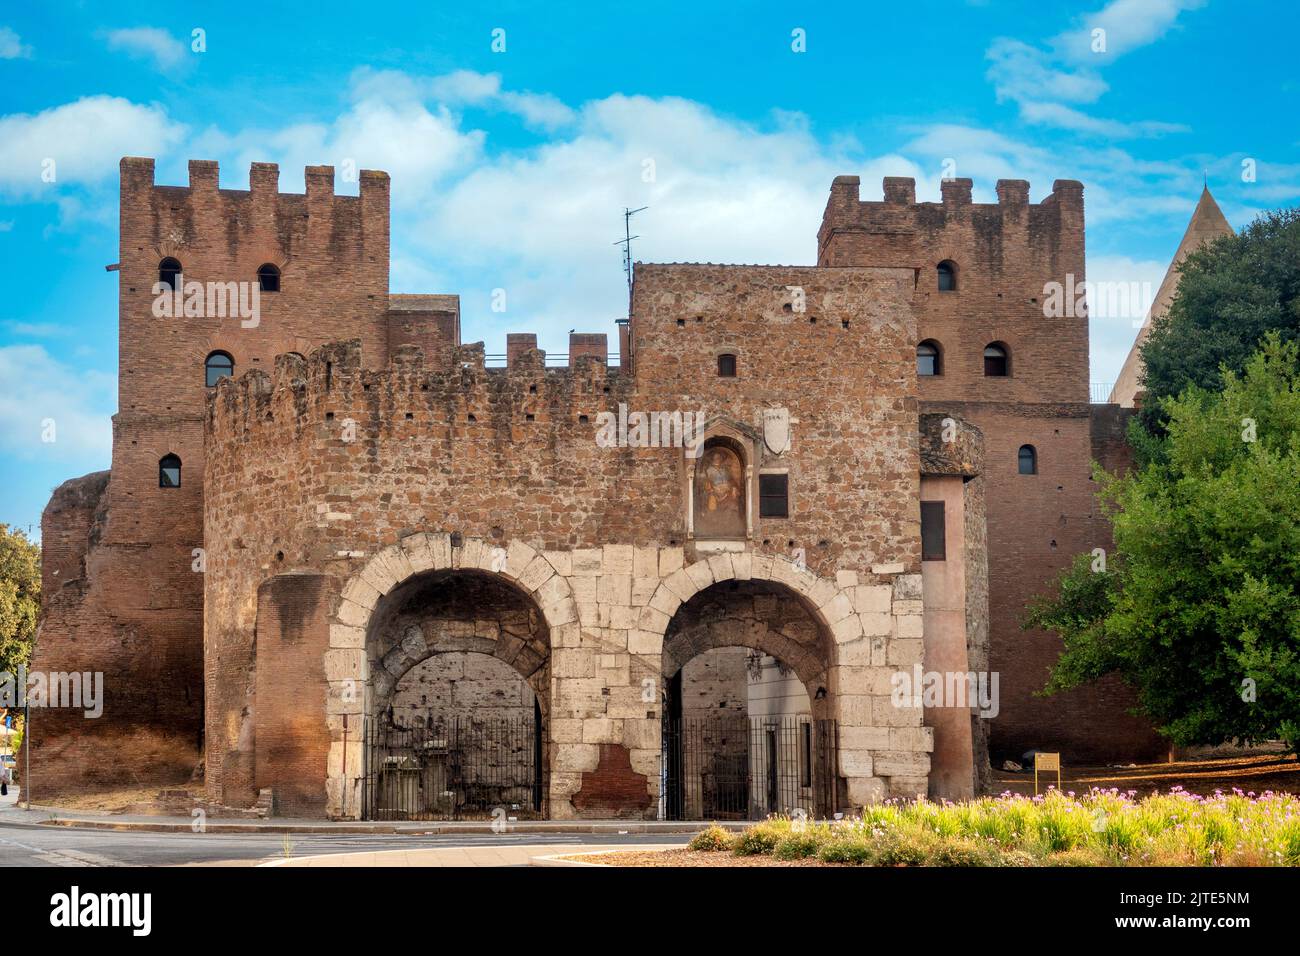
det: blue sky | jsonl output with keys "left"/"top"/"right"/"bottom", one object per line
{"left": 1, "top": 0, "right": 1297, "bottom": 537}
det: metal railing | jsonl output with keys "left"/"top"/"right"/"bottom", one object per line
{"left": 662, "top": 716, "right": 838, "bottom": 821}
{"left": 1090, "top": 382, "right": 1115, "bottom": 404}
{"left": 362, "top": 714, "right": 541, "bottom": 821}
{"left": 482, "top": 353, "right": 622, "bottom": 368}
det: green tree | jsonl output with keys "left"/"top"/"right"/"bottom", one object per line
{"left": 0, "top": 524, "right": 40, "bottom": 677}
{"left": 1139, "top": 207, "right": 1300, "bottom": 441}
{"left": 1028, "top": 336, "right": 1300, "bottom": 752}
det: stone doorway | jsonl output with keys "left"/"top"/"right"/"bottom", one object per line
{"left": 361, "top": 569, "right": 551, "bottom": 820}
{"left": 660, "top": 580, "right": 839, "bottom": 819}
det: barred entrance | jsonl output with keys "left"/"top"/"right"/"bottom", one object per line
{"left": 362, "top": 709, "right": 543, "bottom": 821}
{"left": 661, "top": 715, "right": 839, "bottom": 820}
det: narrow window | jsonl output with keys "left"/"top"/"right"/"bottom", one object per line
{"left": 937, "top": 260, "right": 957, "bottom": 292}
{"left": 920, "top": 501, "right": 946, "bottom": 561}
{"left": 159, "top": 454, "right": 182, "bottom": 488}
{"left": 158, "top": 257, "right": 182, "bottom": 291}
{"left": 205, "top": 351, "right": 234, "bottom": 387}
{"left": 759, "top": 473, "right": 789, "bottom": 518}
{"left": 257, "top": 263, "right": 281, "bottom": 293}
{"left": 717, "top": 353, "right": 737, "bottom": 377}
{"left": 917, "top": 340, "right": 941, "bottom": 376}
{"left": 1018, "top": 444, "right": 1037, "bottom": 475}
{"left": 984, "top": 343, "right": 1009, "bottom": 377}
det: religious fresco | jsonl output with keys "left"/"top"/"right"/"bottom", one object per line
{"left": 694, "top": 442, "right": 746, "bottom": 538}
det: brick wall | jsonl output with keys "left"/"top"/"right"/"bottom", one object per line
{"left": 821, "top": 177, "right": 1163, "bottom": 762}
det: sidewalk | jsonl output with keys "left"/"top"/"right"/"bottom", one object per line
{"left": 262, "top": 844, "right": 675, "bottom": 867}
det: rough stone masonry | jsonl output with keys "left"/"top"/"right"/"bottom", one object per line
{"left": 28, "top": 157, "right": 1157, "bottom": 819}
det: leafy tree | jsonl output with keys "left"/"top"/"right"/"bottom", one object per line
{"left": 1138, "top": 207, "right": 1300, "bottom": 441}
{"left": 1028, "top": 336, "right": 1300, "bottom": 752}
{"left": 0, "top": 524, "right": 40, "bottom": 678}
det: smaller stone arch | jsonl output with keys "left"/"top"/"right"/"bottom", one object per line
{"left": 325, "top": 534, "right": 576, "bottom": 817}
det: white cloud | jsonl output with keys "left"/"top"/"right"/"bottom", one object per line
{"left": 425, "top": 69, "right": 576, "bottom": 131}
{"left": 105, "top": 27, "right": 188, "bottom": 72}
{"left": 0, "top": 96, "right": 186, "bottom": 198}
{"left": 0, "top": 346, "right": 114, "bottom": 462}
{"left": 985, "top": 0, "right": 1206, "bottom": 137}
{"left": 1062, "top": 0, "right": 1207, "bottom": 62}
{"left": 0, "top": 26, "right": 31, "bottom": 59}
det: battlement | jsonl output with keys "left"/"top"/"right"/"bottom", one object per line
{"left": 119, "top": 156, "right": 391, "bottom": 200}
{"left": 817, "top": 175, "right": 1085, "bottom": 271}
{"left": 205, "top": 336, "right": 627, "bottom": 449}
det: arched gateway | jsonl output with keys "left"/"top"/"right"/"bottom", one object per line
{"left": 323, "top": 532, "right": 916, "bottom": 821}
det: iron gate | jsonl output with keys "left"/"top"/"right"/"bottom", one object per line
{"left": 362, "top": 714, "right": 542, "bottom": 821}
{"left": 661, "top": 716, "right": 838, "bottom": 820}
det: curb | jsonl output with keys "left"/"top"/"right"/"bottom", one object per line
{"left": 26, "top": 817, "right": 742, "bottom": 835}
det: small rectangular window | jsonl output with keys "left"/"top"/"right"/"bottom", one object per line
{"left": 921, "top": 500, "right": 946, "bottom": 561}
{"left": 759, "top": 473, "right": 789, "bottom": 518}
{"left": 717, "top": 353, "right": 737, "bottom": 377}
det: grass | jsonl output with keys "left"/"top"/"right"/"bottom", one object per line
{"left": 689, "top": 786, "right": 1300, "bottom": 867}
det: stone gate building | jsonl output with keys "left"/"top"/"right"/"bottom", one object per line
{"left": 31, "top": 157, "right": 1163, "bottom": 819}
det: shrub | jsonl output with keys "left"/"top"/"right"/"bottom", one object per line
{"left": 733, "top": 819, "right": 786, "bottom": 856}
{"left": 773, "top": 831, "right": 826, "bottom": 860}
{"left": 687, "top": 824, "right": 734, "bottom": 852}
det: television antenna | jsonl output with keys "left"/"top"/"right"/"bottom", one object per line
{"left": 614, "top": 206, "right": 648, "bottom": 303}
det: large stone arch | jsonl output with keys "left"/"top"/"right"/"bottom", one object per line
{"left": 325, "top": 533, "right": 576, "bottom": 817}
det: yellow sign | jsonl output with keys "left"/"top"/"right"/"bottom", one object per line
{"left": 1034, "top": 752, "right": 1061, "bottom": 794}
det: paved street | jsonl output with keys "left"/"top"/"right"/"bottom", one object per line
{"left": 0, "top": 791, "right": 688, "bottom": 867}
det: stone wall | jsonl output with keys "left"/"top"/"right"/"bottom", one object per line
{"left": 200, "top": 261, "right": 934, "bottom": 815}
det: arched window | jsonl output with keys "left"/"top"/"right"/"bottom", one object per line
{"left": 159, "top": 454, "right": 182, "bottom": 488}
{"left": 694, "top": 437, "right": 747, "bottom": 539}
{"left": 717, "top": 353, "right": 737, "bottom": 378}
{"left": 983, "top": 342, "right": 1009, "bottom": 377}
{"left": 1018, "top": 444, "right": 1037, "bottom": 475}
{"left": 205, "top": 350, "right": 234, "bottom": 387}
{"left": 917, "top": 340, "right": 942, "bottom": 376}
{"left": 158, "top": 257, "right": 182, "bottom": 291}
{"left": 937, "top": 260, "right": 957, "bottom": 292}
{"left": 257, "top": 263, "right": 281, "bottom": 293}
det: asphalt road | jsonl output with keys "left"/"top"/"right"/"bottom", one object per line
{"left": 0, "top": 818, "right": 687, "bottom": 867}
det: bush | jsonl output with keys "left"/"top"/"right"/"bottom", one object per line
{"left": 817, "top": 838, "right": 874, "bottom": 865}
{"left": 773, "top": 831, "right": 826, "bottom": 860}
{"left": 733, "top": 820, "right": 786, "bottom": 856}
{"left": 687, "top": 824, "right": 734, "bottom": 852}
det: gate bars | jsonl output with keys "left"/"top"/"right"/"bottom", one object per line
{"left": 662, "top": 716, "right": 839, "bottom": 821}
{"left": 362, "top": 715, "right": 541, "bottom": 821}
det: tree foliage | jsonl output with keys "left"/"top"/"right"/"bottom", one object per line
{"left": 0, "top": 524, "right": 40, "bottom": 678}
{"left": 1138, "top": 207, "right": 1300, "bottom": 441}
{"left": 1028, "top": 336, "right": 1300, "bottom": 751}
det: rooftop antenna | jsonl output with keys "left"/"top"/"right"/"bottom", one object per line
{"left": 614, "top": 206, "right": 647, "bottom": 308}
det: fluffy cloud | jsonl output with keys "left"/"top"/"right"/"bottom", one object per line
{"left": 0, "top": 96, "right": 186, "bottom": 197}
{"left": 986, "top": 0, "right": 1207, "bottom": 137}
{"left": 105, "top": 27, "right": 188, "bottom": 72}
{"left": 0, "top": 346, "right": 114, "bottom": 462}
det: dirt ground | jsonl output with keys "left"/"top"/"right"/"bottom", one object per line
{"left": 991, "top": 751, "right": 1300, "bottom": 798}
{"left": 26, "top": 752, "right": 1300, "bottom": 817}
{"left": 563, "top": 848, "right": 827, "bottom": 867}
